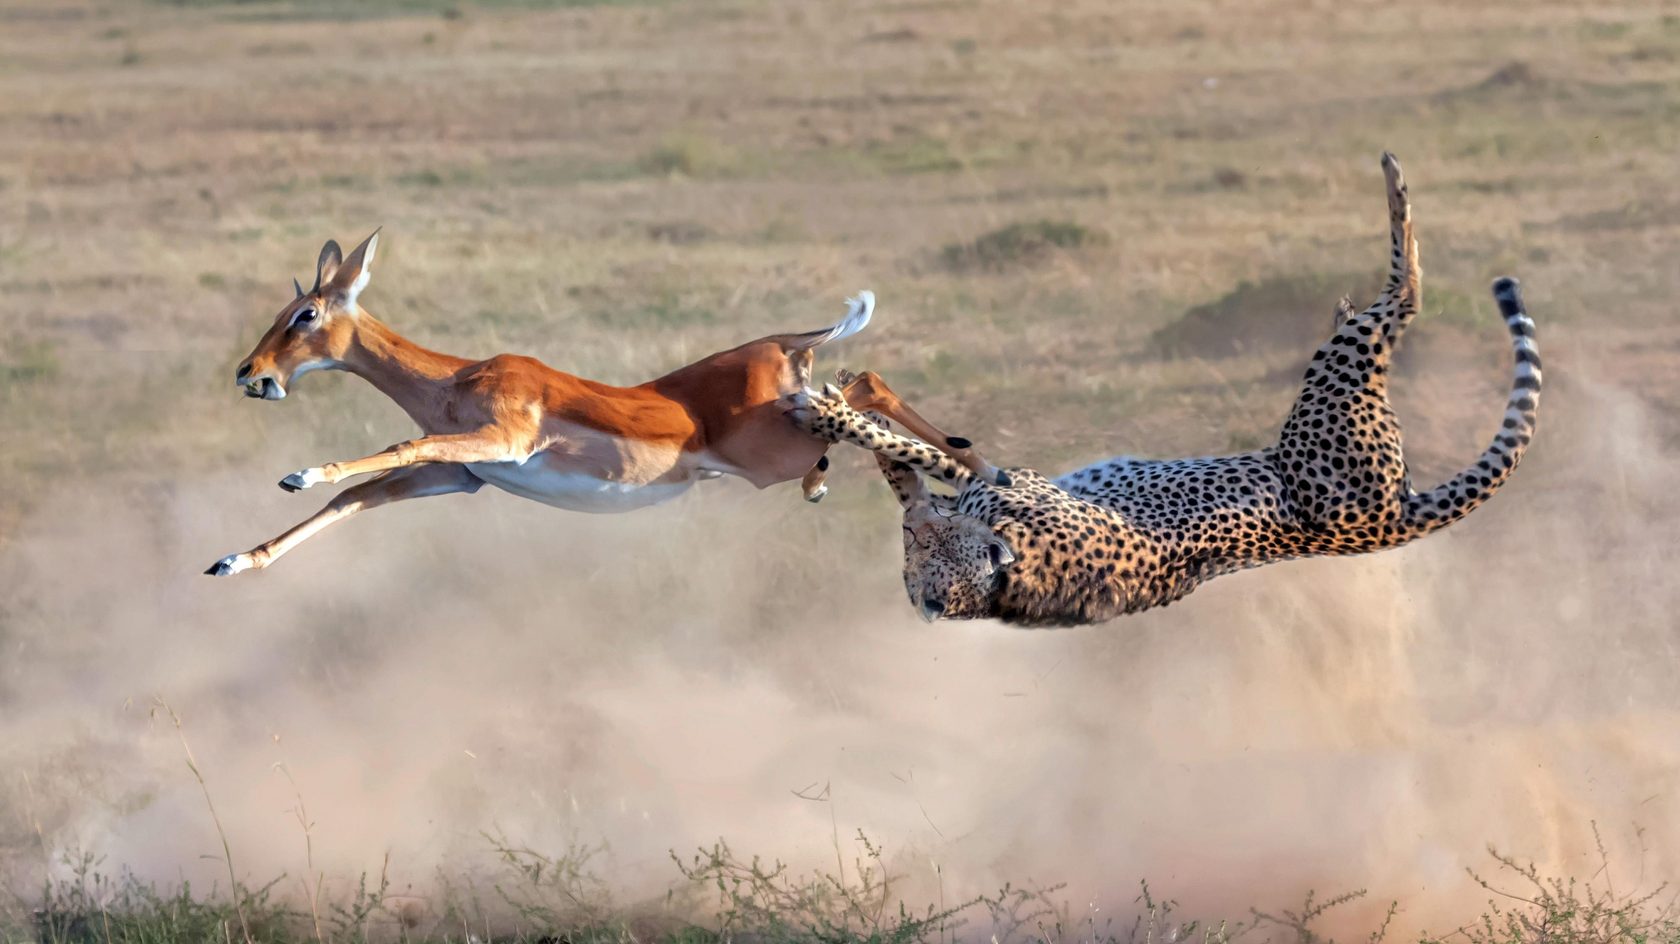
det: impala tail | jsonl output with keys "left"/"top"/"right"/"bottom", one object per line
{"left": 1401, "top": 277, "right": 1540, "bottom": 536}
{"left": 779, "top": 290, "right": 875, "bottom": 351}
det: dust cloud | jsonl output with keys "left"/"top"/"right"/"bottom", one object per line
{"left": 2, "top": 371, "right": 1677, "bottom": 938}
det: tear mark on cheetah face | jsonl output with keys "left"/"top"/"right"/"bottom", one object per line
{"left": 902, "top": 502, "right": 1015, "bottom": 622}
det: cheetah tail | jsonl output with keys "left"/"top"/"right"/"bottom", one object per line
{"left": 1400, "top": 278, "right": 1540, "bottom": 536}
{"left": 778, "top": 290, "right": 875, "bottom": 351}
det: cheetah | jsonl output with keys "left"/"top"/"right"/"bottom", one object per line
{"left": 785, "top": 153, "right": 1541, "bottom": 625}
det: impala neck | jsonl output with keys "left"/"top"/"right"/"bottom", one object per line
{"left": 339, "top": 313, "right": 470, "bottom": 426}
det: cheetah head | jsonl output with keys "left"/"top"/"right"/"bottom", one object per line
{"left": 901, "top": 504, "right": 1016, "bottom": 621}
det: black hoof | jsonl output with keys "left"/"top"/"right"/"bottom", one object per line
{"left": 994, "top": 470, "right": 1013, "bottom": 488}
{"left": 278, "top": 478, "right": 300, "bottom": 492}
{"left": 946, "top": 436, "right": 973, "bottom": 449}
{"left": 204, "top": 561, "right": 228, "bottom": 576}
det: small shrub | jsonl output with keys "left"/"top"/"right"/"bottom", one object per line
{"left": 641, "top": 134, "right": 736, "bottom": 178}
{"left": 646, "top": 221, "right": 715, "bottom": 245}
{"left": 673, "top": 831, "right": 982, "bottom": 943}
{"left": 942, "top": 220, "right": 1099, "bottom": 272}
{"left": 1420, "top": 835, "right": 1680, "bottom": 944}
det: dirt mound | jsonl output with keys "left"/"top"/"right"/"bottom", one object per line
{"left": 1150, "top": 271, "right": 1381, "bottom": 360}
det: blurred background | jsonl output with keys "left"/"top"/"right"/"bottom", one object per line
{"left": 3, "top": 0, "right": 1679, "bottom": 939}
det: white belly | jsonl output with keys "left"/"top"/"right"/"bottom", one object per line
{"left": 467, "top": 460, "right": 694, "bottom": 513}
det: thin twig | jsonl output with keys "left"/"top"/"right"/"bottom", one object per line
{"left": 274, "top": 762, "right": 325, "bottom": 944}
{"left": 152, "top": 698, "right": 254, "bottom": 944}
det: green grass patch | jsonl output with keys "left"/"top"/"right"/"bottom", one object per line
{"left": 863, "top": 134, "right": 963, "bottom": 174}
{"left": 0, "top": 339, "right": 60, "bottom": 388}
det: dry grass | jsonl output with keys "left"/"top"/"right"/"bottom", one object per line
{"left": 3, "top": 0, "right": 1679, "bottom": 534}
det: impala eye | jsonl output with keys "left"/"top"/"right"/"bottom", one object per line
{"left": 290, "top": 308, "right": 317, "bottom": 329}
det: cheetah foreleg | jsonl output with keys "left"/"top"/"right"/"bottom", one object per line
{"left": 784, "top": 385, "right": 1009, "bottom": 487}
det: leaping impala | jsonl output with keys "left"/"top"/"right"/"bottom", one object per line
{"left": 205, "top": 230, "right": 1007, "bottom": 576}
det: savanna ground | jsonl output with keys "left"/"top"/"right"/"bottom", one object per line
{"left": 4, "top": 0, "right": 1680, "bottom": 941}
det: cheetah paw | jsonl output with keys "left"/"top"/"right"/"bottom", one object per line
{"left": 782, "top": 385, "right": 849, "bottom": 429}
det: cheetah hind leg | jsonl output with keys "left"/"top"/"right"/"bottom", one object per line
{"left": 1345, "top": 151, "right": 1421, "bottom": 354}
{"left": 1271, "top": 155, "right": 1425, "bottom": 536}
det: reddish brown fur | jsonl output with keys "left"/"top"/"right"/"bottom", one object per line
{"left": 207, "top": 232, "right": 993, "bottom": 576}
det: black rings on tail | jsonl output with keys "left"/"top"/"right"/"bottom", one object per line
{"left": 1401, "top": 277, "right": 1540, "bottom": 534}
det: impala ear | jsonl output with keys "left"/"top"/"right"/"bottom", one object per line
{"left": 986, "top": 518, "right": 1026, "bottom": 573}
{"left": 313, "top": 239, "right": 343, "bottom": 292}
{"left": 987, "top": 535, "right": 1016, "bottom": 569}
{"left": 328, "top": 228, "right": 380, "bottom": 311}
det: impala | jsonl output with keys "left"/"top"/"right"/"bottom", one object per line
{"left": 206, "top": 230, "right": 1005, "bottom": 575}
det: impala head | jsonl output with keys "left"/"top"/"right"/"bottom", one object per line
{"left": 235, "top": 230, "right": 380, "bottom": 400}
{"left": 900, "top": 495, "right": 1015, "bottom": 623}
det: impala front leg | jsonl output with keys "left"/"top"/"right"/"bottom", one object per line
{"left": 279, "top": 428, "right": 531, "bottom": 491}
{"left": 784, "top": 385, "right": 1008, "bottom": 486}
{"left": 207, "top": 464, "right": 483, "bottom": 575}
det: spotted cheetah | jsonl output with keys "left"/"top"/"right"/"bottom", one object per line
{"left": 785, "top": 153, "right": 1541, "bottom": 625}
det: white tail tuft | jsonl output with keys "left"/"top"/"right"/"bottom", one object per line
{"left": 786, "top": 290, "right": 875, "bottom": 351}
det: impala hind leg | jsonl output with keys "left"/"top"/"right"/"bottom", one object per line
{"left": 800, "top": 453, "right": 832, "bottom": 503}
{"left": 207, "top": 464, "right": 482, "bottom": 575}
{"left": 833, "top": 369, "right": 1007, "bottom": 486}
